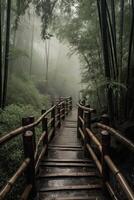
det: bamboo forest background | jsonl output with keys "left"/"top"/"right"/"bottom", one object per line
{"left": 0, "top": 1, "right": 134, "bottom": 199}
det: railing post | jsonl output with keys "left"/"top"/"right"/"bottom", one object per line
{"left": 51, "top": 104, "right": 55, "bottom": 137}
{"left": 84, "top": 111, "right": 91, "bottom": 156}
{"left": 101, "top": 130, "right": 111, "bottom": 192}
{"left": 69, "top": 97, "right": 72, "bottom": 111}
{"left": 62, "top": 101, "right": 65, "bottom": 120}
{"left": 29, "top": 116, "right": 36, "bottom": 150}
{"left": 101, "top": 114, "right": 110, "bottom": 125}
{"left": 41, "top": 110, "right": 48, "bottom": 154}
{"left": 77, "top": 107, "right": 81, "bottom": 138}
{"left": 77, "top": 106, "right": 84, "bottom": 138}
{"left": 22, "top": 122, "right": 36, "bottom": 197}
{"left": 66, "top": 98, "right": 68, "bottom": 115}
{"left": 57, "top": 105, "right": 61, "bottom": 128}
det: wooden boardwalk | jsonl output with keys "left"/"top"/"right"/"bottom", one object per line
{"left": 37, "top": 109, "right": 106, "bottom": 200}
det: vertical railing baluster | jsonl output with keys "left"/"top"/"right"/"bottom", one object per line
{"left": 84, "top": 111, "right": 91, "bottom": 156}
{"left": 57, "top": 105, "right": 61, "bottom": 128}
{"left": 29, "top": 116, "right": 36, "bottom": 150}
{"left": 63, "top": 101, "right": 65, "bottom": 120}
{"left": 51, "top": 104, "right": 55, "bottom": 137}
{"left": 70, "top": 96, "right": 72, "bottom": 111}
{"left": 101, "top": 130, "right": 111, "bottom": 192}
{"left": 66, "top": 98, "right": 68, "bottom": 115}
{"left": 42, "top": 110, "right": 48, "bottom": 154}
{"left": 22, "top": 117, "right": 36, "bottom": 197}
{"left": 77, "top": 106, "right": 84, "bottom": 140}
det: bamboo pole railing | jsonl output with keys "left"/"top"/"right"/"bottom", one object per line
{"left": 0, "top": 96, "right": 73, "bottom": 200}
{"left": 77, "top": 103, "right": 134, "bottom": 200}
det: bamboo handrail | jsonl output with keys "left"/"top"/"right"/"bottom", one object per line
{"left": 79, "top": 116, "right": 84, "bottom": 125}
{"left": 105, "top": 155, "right": 134, "bottom": 200}
{"left": 0, "top": 158, "right": 30, "bottom": 200}
{"left": 48, "top": 127, "right": 54, "bottom": 142}
{"left": 0, "top": 105, "right": 56, "bottom": 145}
{"left": 0, "top": 96, "right": 72, "bottom": 200}
{"left": 96, "top": 123, "right": 134, "bottom": 152}
{"left": 47, "top": 118, "right": 54, "bottom": 127}
{"left": 77, "top": 103, "right": 96, "bottom": 113}
{"left": 34, "top": 131, "right": 47, "bottom": 160}
{"left": 86, "top": 144, "right": 102, "bottom": 174}
{"left": 86, "top": 128, "right": 102, "bottom": 152}
{"left": 77, "top": 103, "right": 134, "bottom": 200}
{"left": 78, "top": 127, "right": 84, "bottom": 140}
{"left": 35, "top": 145, "right": 47, "bottom": 174}
{"left": 105, "top": 182, "right": 118, "bottom": 200}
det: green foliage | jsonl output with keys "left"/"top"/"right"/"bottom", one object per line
{"left": 0, "top": 104, "right": 39, "bottom": 199}
{"left": 0, "top": 104, "right": 38, "bottom": 135}
{"left": 9, "top": 46, "right": 29, "bottom": 60}
{"left": 7, "top": 75, "right": 44, "bottom": 108}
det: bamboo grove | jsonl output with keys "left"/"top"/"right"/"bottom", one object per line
{"left": 1, "top": 0, "right": 134, "bottom": 123}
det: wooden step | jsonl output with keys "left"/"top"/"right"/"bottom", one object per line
{"left": 40, "top": 162, "right": 95, "bottom": 167}
{"left": 43, "top": 159, "right": 92, "bottom": 163}
{"left": 48, "top": 147, "right": 83, "bottom": 151}
{"left": 38, "top": 172, "right": 98, "bottom": 178}
{"left": 40, "top": 197, "right": 102, "bottom": 200}
{"left": 52, "top": 197, "right": 103, "bottom": 200}
{"left": 39, "top": 184, "right": 102, "bottom": 192}
{"left": 49, "top": 145, "right": 82, "bottom": 148}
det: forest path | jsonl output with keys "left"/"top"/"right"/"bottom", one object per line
{"left": 37, "top": 109, "right": 107, "bottom": 200}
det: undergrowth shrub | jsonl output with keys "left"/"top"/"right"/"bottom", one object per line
{"left": 0, "top": 104, "right": 42, "bottom": 199}
{"left": 7, "top": 75, "right": 44, "bottom": 109}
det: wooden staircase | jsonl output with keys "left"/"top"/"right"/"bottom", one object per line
{"left": 37, "top": 110, "right": 106, "bottom": 200}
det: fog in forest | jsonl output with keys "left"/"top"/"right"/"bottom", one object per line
{"left": 6, "top": 10, "right": 81, "bottom": 108}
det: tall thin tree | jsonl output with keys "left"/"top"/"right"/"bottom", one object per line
{"left": 0, "top": 0, "right": 2, "bottom": 107}
{"left": 2, "top": 0, "right": 11, "bottom": 108}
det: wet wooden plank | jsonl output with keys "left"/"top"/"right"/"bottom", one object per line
{"left": 49, "top": 145, "right": 82, "bottom": 148}
{"left": 39, "top": 172, "right": 98, "bottom": 178}
{"left": 40, "top": 162, "right": 95, "bottom": 167}
{"left": 48, "top": 147, "right": 83, "bottom": 151}
{"left": 43, "top": 159, "right": 92, "bottom": 163}
{"left": 39, "top": 184, "right": 102, "bottom": 192}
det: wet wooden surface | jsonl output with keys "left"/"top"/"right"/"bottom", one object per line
{"left": 37, "top": 109, "right": 107, "bottom": 200}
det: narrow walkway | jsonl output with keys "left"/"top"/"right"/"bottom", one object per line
{"left": 37, "top": 109, "right": 106, "bottom": 200}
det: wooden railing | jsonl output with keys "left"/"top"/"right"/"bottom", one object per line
{"left": 0, "top": 96, "right": 72, "bottom": 200}
{"left": 77, "top": 103, "right": 134, "bottom": 200}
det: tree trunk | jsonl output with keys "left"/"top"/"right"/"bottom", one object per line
{"left": 99, "top": 0, "right": 114, "bottom": 123}
{"left": 0, "top": 0, "right": 3, "bottom": 107}
{"left": 2, "top": 0, "right": 11, "bottom": 108}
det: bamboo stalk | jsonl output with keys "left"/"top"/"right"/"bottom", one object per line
{"left": 0, "top": 158, "right": 30, "bottom": 200}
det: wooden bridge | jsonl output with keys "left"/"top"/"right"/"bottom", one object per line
{"left": 0, "top": 97, "right": 134, "bottom": 200}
